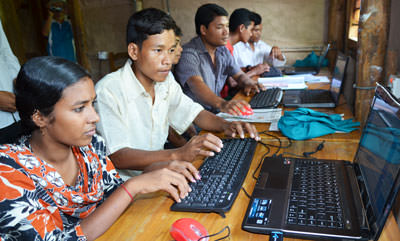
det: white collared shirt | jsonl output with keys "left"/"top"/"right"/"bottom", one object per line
{"left": 233, "top": 40, "right": 286, "bottom": 68}
{"left": 0, "top": 20, "right": 20, "bottom": 128}
{"left": 95, "top": 60, "right": 203, "bottom": 180}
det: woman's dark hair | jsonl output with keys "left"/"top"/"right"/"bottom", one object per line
{"left": 126, "top": 8, "right": 178, "bottom": 48}
{"left": 195, "top": 3, "right": 228, "bottom": 36}
{"left": 15, "top": 56, "right": 91, "bottom": 134}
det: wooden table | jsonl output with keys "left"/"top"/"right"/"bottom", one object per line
{"left": 96, "top": 82, "right": 400, "bottom": 241}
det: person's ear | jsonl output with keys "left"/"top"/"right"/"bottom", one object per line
{"left": 128, "top": 43, "right": 139, "bottom": 61}
{"left": 31, "top": 110, "right": 48, "bottom": 128}
{"left": 200, "top": 25, "right": 207, "bottom": 36}
{"left": 239, "top": 24, "right": 246, "bottom": 33}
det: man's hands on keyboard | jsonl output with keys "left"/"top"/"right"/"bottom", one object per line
{"left": 174, "top": 133, "right": 223, "bottom": 162}
{"left": 222, "top": 120, "right": 260, "bottom": 141}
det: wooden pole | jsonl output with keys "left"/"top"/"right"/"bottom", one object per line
{"left": 327, "top": 0, "right": 346, "bottom": 71}
{"left": 69, "top": 0, "right": 90, "bottom": 71}
{"left": 0, "top": 0, "right": 26, "bottom": 63}
{"left": 355, "top": 0, "right": 390, "bottom": 125}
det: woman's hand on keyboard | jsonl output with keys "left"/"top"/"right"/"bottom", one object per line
{"left": 128, "top": 168, "right": 192, "bottom": 202}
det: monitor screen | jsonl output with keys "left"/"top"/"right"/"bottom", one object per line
{"left": 355, "top": 84, "right": 400, "bottom": 237}
{"left": 330, "top": 53, "right": 348, "bottom": 104}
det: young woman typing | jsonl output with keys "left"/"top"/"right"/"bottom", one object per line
{"left": 0, "top": 56, "right": 199, "bottom": 241}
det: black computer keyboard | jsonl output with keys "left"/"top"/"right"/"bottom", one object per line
{"left": 261, "top": 66, "right": 283, "bottom": 78}
{"left": 249, "top": 88, "right": 283, "bottom": 109}
{"left": 170, "top": 138, "right": 258, "bottom": 216}
{"left": 287, "top": 159, "right": 344, "bottom": 229}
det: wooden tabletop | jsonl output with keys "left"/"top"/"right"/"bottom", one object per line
{"left": 96, "top": 141, "right": 400, "bottom": 241}
{"left": 96, "top": 78, "right": 399, "bottom": 240}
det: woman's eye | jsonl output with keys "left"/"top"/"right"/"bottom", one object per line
{"left": 74, "top": 106, "right": 84, "bottom": 113}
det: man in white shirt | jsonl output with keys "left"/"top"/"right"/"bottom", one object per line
{"left": 95, "top": 8, "right": 260, "bottom": 181}
{"left": 233, "top": 12, "right": 286, "bottom": 73}
{"left": 0, "top": 19, "right": 21, "bottom": 143}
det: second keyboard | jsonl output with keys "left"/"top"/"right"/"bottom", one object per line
{"left": 170, "top": 138, "right": 258, "bottom": 216}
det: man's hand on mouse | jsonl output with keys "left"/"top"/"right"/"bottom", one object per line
{"left": 220, "top": 99, "right": 252, "bottom": 116}
{"left": 174, "top": 133, "right": 223, "bottom": 162}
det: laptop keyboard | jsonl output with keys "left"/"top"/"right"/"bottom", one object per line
{"left": 250, "top": 88, "right": 283, "bottom": 109}
{"left": 261, "top": 66, "right": 283, "bottom": 78}
{"left": 170, "top": 138, "right": 257, "bottom": 216}
{"left": 287, "top": 159, "right": 344, "bottom": 229}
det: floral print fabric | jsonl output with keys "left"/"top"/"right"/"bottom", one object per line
{"left": 0, "top": 135, "right": 122, "bottom": 241}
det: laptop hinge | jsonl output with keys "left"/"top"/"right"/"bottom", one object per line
{"left": 345, "top": 162, "right": 370, "bottom": 237}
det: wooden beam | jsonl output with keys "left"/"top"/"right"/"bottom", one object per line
{"left": 327, "top": 0, "right": 346, "bottom": 71}
{"left": 69, "top": 0, "right": 90, "bottom": 71}
{"left": 355, "top": 0, "right": 390, "bottom": 125}
{"left": 0, "top": 0, "right": 26, "bottom": 63}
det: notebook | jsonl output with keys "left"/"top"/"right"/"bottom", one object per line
{"left": 283, "top": 44, "right": 331, "bottom": 75}
{"left": 242, "top": 83, "right": 400, "bottom": 240}
{"left": 282, "top": 52, "right": 349, "bottom": 108}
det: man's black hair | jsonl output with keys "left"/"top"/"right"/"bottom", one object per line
{"left": 175, "top": 24, "right": 183, "bottom": 37}
{"left": 229, "top": 8, "right": 253, "bottom": 32}
{"left": 126, "top": 8, "right": 178, "bottom": 48}
{"left": 195, "top": 3, "right": 228, "bottom": 36}
{"left": 251, "top": 12, "right": 262, "bottom": 26}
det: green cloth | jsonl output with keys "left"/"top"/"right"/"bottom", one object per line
{"left": 293, "top": 51, "right": 329, "bottom": 68}
{"left": 278, "top": 108, "right": 360, "bottom": 140}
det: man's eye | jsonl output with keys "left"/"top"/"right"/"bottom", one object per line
{"left": 169, "top": 48, "right": 175, "bottom": 54}
{"left": 154, "top": 49, "right": 162, "bottom": 53}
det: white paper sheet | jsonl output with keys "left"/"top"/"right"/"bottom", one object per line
{"left": 217, "top": 108, "right": 282, "bottom": 123}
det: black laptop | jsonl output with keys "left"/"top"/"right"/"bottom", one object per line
{"left": 282, "top": 52, "right": 349, "bottom": 108}
{"left": 242, "top": 83, "right": 400, "bottom": 240}
{"left": 283, "top": 44, "right": 331, "bottom": 75}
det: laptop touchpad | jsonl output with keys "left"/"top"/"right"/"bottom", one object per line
{"left": 258, "top": 172, "right": 289, "bottom": 190}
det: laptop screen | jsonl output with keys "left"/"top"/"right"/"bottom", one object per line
{"left": 354, "top": 84, "right": 400, "bottom": 238}
{"left": 330, "top": 53, "right": 348, "bottom": 104}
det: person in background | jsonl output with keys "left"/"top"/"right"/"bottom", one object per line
{"left": 233, "top": 11, "right": 286, "bottom": 77}
{"left": 174, "top": 3, "right": 264, "bottom": 115}
{"left": 168, "top": 25, "right": 198, "bottom": 148}
{"left": 222, "top": 8, "right": 269, "bottom": 98}
{"left": 42, "top": 0, "right": 77, "bottom": 62}
{"left": 0, "top": 56, "right": 197, "bottom": 241}
{"left": 0, "top": 19, "right": 21, "bottom": 144}
{"left": 95, "top": 8, "right": 260, "bottom": 181}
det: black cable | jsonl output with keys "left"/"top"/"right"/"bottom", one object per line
{"left": 241, "top": 187, "right": 251, "bottom": 198}
{"left": 198, "top": 225, "right": 230, "bottom": 241}
{"left": 303, "top": 140, "right": 325, "bottom": 157}
{"left": 252, "top": 142, "right": 270, "bottom": 180}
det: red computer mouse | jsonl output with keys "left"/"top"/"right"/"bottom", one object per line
{"left": 170, "top": 218, "right": 209, "bottom": 241}
{"left": 240, "top": 105, "right": 254, "bottom": 116}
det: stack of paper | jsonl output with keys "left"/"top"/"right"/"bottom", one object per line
{"left": 217, "top": 108, "right": 282, "bottom": 123}
{"left": 258, "top": 76, "right": 307, "bottom": 89}
{"left": 291, "top": 74, "right": 331, "bottom": 83}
